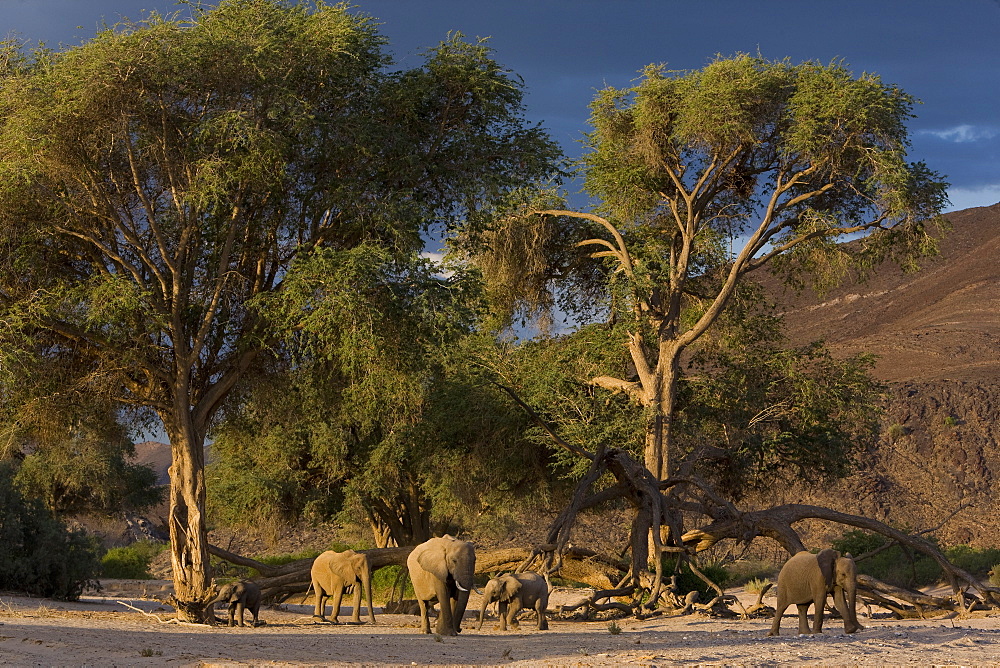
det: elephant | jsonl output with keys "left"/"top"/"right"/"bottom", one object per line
{"left": 210, "top": 580, "right": 261, "bottom": 627}
{"left": 769, "top": 548, "right": 863, "bottom": 636}
{"left": 477, "top": 571, "right": 549, "bottom": 631}
{"left": 406, "top": 535, "right": 476, "bottom": 636}
{"left": 310, "top": 549, "right": 376, "bottom": 624}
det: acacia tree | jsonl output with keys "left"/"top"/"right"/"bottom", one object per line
{"left": 0, "top": 0, "right": 558, "bottom": 620}
{"left": 517, "top": 55, "right": 947, "bottom": 481}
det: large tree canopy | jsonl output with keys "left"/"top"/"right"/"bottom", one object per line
{"left": 0, "top": 0, "right": 560, "bottom": 620}
{"left": 478, "top": 54, "right": 948, "bottom": 481}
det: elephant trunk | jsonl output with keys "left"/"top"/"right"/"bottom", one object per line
{"left": 477, "top": 598, "right": 489, "bottom": 629}
{"left": 844, "top": 582, "right": 862, "bottom": 633}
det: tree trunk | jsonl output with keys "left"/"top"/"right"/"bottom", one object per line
{"left": 643, "top": 346, "right": 682, "bottom": 481}
{"left": 164, "top": 421, "right": 213, "bottom": 622}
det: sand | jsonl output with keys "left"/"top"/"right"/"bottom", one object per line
{"left": 2, "top": 583, "right": 1000, "bottom": 666}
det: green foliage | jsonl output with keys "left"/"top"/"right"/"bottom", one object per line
{"left": 254, "top": 550, "right": 322, "bottom": 569}
{"left": 680, "top": 290, "right": 884, "bottom": 495}
{"left": 726, "top": 559, "right": 779, "bottom": 587}
{"left": 887, "top": 423, "right": 907, "bottom": 442}
{"left": 100, "top": 542, "right": 166, "bottom": 580}
{"left": 607, "top": 620, "right": 622, "bottom": 634}
{"left": 832, "top": 529, "right": 941, "bottom": 588}
{"left": 661, "top": 556, "right": 731, "bottom": 598}
{"left": 943, "top": 545, "right": 1000, "bottom": 577}
{"left": 744, "top": 578, "right": 772, "bottom": 595}
{"left": 0, "top": 462, "right": 101, "bottom": 599}
{"left": 0, "top": 1, "right": 560, "bottom": 580}
{"left": 372, "top": 565, "right": 414, "bottom": 603}
{"left": 495, "top": 323, "right": 646, "bottom": 478}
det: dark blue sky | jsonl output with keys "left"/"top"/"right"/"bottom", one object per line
{"left": 2, "top": 0, "right": 998, "bottom": 211}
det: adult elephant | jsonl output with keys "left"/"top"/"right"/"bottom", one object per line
{"left": 406, "top": 535, "right": 476, "bottom": 636}
{"left": 310, "top": 549, "right": 376, "bottom": 624}
{"left": 769, "top": 548, "right": 863, "bottom": 636}
{"left": 477, "top": 572, "right": 549, "bottom": 631}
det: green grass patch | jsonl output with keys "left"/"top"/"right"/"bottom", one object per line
{"left": 100, "top": 542, "right": 166, "bottom": 580}
{"left": 372, "top": 565, "right": 412, "bottom": 603}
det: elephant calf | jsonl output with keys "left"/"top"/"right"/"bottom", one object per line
{"left": 477, "top": 572, "right": 549, "bottom": 631}
{"left": 769, "top": 548, "right": 863, "bottom": 636}
{"left": 211, "top": 580, "right": 261, "bottom": 628}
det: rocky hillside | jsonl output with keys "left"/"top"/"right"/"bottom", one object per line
{"left": 760, "top": 202, "right": 1000, "bottom": 548}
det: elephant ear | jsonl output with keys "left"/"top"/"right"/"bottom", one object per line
{"left": 499, "top": 575, "right": 522, "bottom": 602}
{"left": 416, "top": 545, "right": 450, "bottom": 583}
{"left": 817, "top": 549, "right": 838, "bottom": 588}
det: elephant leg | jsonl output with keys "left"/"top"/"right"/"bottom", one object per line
{"left": 236, "top": 601, "right": 246, "bottom": 627}
{"left": 498, "top": 601, "right": 509, "bottom": 631}
{"left": 313, "top": 586, "right": 328, "bottom": 620}
{"left": 434, "top": 583, "right": 455, "bottom": 636}
{"left": 796, "top": 603, "right": 811, "bottom": 635}
{"left": 507, "top": 598, "right": 523, "bottom": 630}
{"left": 768, "top": 599, "right": 789, "bottom": 636}
{"left": 331, "top": 586, "right": 345, "bottom": 624}
{"left": 227, "top": 603, "right": 237, "bottom": 627}
{"left": 416, "top": 598, "right": 432, "bottom": 634}
{"left": 350, "top": 582, "right": 362, "bottom": 623}
{"left": 812, "top": 597, "right": 826, "bottom": 634}
{"left": 536, "top": 600, "right": 548, "bottom": 631}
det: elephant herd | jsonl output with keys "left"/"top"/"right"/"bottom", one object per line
{"left": 211, "top": 539, "right": 863, "bottom": 639}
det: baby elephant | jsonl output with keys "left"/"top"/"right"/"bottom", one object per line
{"left": 477, "top": 572, "right": 549, "bottom": 631}
{"left": 211, "top": 580, "right": 261, "bottom": 627}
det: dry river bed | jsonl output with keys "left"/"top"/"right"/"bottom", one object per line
{"left": 2, "top": 582, "right": 1000, "bottom": 666}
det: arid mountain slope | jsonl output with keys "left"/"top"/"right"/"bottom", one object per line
{"left": 761, "top": 202, "right": 1000, "bottom": 547}
{"left": 768, "top": 202, "right": 1000, "bottom": 384}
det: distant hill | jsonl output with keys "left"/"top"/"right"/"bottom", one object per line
{"left": 132, "top": 440, "right": 171, "bottom": 486}
{"left": 758, "top": 202, "right": 1000, "bottom": 547}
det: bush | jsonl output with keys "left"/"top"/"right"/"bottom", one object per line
{"left": 0, "top": 462, "right": 101, "bottom": 599}
{"left": 372, "top": 564, "right": 413, "bottom": 603}
{"left": 100, "top": 542, "right": 166, "bottom": 579}
{"left": 832, "top": 529, "right": 941, "bottom": 588}
{"left": 944, "top": 545, "right": 1000, "bottom": 577}
{"left": 989, "top": 565, "right": 1000, "bottom": 587}
{"left": 661, "top": 556, "right": 731, "bottom": 598}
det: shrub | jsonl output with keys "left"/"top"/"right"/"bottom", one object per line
{"left": 744, "top": 577, "right": 772, "bottom": 595}
{"left": 989, "top": 565, "right": 1000, "bottom": 587}
{"left": 100, "top": 542, "right": 166, "bottom": 579}
{"left": 944, "top": 545, "right": 1000, "bottom": 577}
{"left": 832, "top": 529, "right": 941, "bottom": 588}
{"left": 0, "top": 462, "right": 101, "bottom": 599}
{"left": 660, "top": 556, "right": 731, "bottom": 598}
{"left": 886, "top": 423, "right": 907, "bottom": 442}
{"left": 255, "top": 549, "right": 322, "bottom": 569}
{"left": 372, "top": 565, "right": 413, "bottom": 603}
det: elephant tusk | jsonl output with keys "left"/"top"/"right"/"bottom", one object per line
{"left": 473, "top": 587, "right": 483, "bottom": 595}
{"left": 455, "top": 582, "right": 469, "bottom": 592}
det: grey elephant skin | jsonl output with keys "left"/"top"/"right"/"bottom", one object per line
{"left": 310, "top": 549, "right": 376, "bottom": 624}
{"left": 211, "top": 580, "right": 261, "bottom": 627}
{"left": 477, "top": 571, "right": 549, "bottom": 631}
{"left": 406, "top": 535, "right": 476, "bottom": 636}
{"left": 769, "top": 548, "right": 863, "bottom": 636}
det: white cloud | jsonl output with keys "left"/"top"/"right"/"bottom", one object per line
{"left": 945, "top": 184, "right": 1000, "bottom": 212}
{"left": 921, "top": 124, "right": 999, "bottom": 143}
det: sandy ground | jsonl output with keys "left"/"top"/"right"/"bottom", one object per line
{"left": 3, "top": 582, "right": 1000, "bottom": 666}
